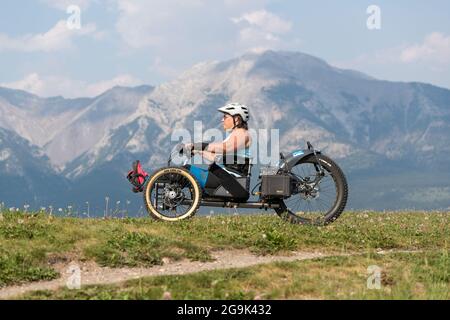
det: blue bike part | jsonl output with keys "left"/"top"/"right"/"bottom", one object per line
{"left": 292, "top": 150, "right": 305, "bottom": 157}
{"left": 187, "top": 165, "right": 209, "bottom": 189}
{"left": 278, "top": 149, "right": 321, "bottom": 172}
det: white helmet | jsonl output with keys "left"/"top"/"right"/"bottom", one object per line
{"left": 218, "top": 103, "right": 249, "bottom": 123}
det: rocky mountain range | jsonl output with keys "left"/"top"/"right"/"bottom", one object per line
{"left": 1, "top": 50, "right": 449, "bottom": 213}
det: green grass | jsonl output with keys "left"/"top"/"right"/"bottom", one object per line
{"left": 20, "top": 251, "right": 449, "bottom": 300}
{"left": 0, "top": 210, "right": 448, "bottom": 290}
{"left": 0, "top": 252, "right": 59, "bottom": 287}
{"left": 84, "top": 228, "right": 213, "bottom": 267}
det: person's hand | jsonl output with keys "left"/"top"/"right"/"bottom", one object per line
{"left": 180, "top": 143, "right": 193, "bottom": 157}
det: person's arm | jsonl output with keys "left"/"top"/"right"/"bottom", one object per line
{"left": 206, "top": 130, "right": 249, "bottom": 154}
{"left": 184, "top": 142, "right": 209, "bottom": 152}
{"left": 195, "top": 150, "right": 217, "bottom": 162}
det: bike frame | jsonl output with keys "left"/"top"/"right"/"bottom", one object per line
{"left": 176, "top": 142, "right": 323, "bottom": 210}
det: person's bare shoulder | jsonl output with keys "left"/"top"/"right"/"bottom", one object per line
{"left": 232, "top": 128, "right": 248, "bottom": 135}
{"left": 230, "top": 128, "right": 251, "bottom": 146}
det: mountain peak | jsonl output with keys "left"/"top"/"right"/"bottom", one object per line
{"left": 191, "top": 50, "right": 372, "bottom": 84}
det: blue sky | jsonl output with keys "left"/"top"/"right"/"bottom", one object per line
{"left": 0, "top": 0, "right": 449, "bottom": 97}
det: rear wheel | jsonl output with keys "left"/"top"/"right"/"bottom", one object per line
{"left": 143, "top": 167, "right": 201, "bottom": 221}
{"left": 275, "top": 154, "right": 348, "bottom": 225}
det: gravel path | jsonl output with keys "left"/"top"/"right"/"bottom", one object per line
{"left": 0, "top": 250, "right": 333, "bottom": 299}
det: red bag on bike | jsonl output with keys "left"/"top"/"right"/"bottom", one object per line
{"left": 126, "top": 160, "right": 149, "bottom": 193}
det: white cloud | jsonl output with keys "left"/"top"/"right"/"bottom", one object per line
{"left": 231, "top": 10, "right": 292, "bottom": 35}
{"left": 400, "top": 32, "right": 450, "bottom": 64}
{"left": 0, "top": 20, "right": 99, "bottom": 52}
{"left": 2, "top": 73, "right": 46, "bottom": 95}
{"left": 114, "top": 0, "right": 290, "bottom": 52}
{"left": 337, "top": 32, "right": 450, "bottom": 69}
{"left": 231, "top": 9, "right": 293, "bottom": 53}
{"left": 1, "top": 73, "right": 143, "bottom": 98}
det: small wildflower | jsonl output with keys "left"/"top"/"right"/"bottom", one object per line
{"left": 162, "top": 291, "right": 172, "bottom": 300}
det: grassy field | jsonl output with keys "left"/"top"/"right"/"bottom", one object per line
{"left": 0, "top": 210, "right": 448, "bottom": 299}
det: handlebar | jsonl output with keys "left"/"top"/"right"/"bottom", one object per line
{"left": 178, "top": 143, "right": 194, "bottom": 157}
{"left": 168, "top": 143, "right": 193, "bottom": 166}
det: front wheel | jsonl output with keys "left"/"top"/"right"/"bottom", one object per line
{"left": 143, "top": 167, "right": 201, "bottom": 221}
{"left": 274, "top": 154, "right": 348, "bottom": 225}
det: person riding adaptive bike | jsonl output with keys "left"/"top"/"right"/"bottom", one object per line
{"left": 127, "top": 102, "right": 348, "bottom": 225}
{"left": 185, "top": 103, "right": 252, "bottom": 201}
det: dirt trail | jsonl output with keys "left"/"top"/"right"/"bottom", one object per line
{"left": 0, "top": 250, "right": 335, "bottom": 299}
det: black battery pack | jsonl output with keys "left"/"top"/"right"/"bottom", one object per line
{"left": 261, "top": 174, "right": 292, "bottom": 198}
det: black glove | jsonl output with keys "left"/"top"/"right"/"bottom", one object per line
{"left": 178, "top": 143, "right": 194, "bottom": 157}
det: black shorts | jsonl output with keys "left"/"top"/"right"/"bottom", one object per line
{"left": 204, "top": 163, "right": 249, "bottom": 200}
